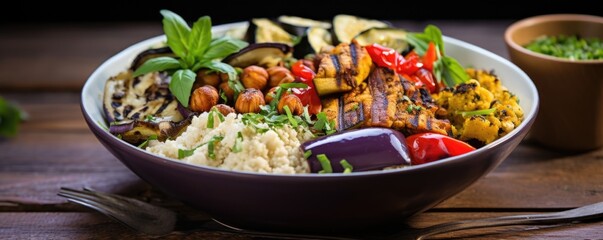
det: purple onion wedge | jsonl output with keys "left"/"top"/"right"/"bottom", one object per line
{"left": 301, "top": 128, "right": 411, "bottom": 173}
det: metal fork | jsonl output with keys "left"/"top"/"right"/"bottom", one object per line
{"left": 58, "top": 187, "right": 603, "bottom": 239}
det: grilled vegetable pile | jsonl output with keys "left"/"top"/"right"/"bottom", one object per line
{"left": 101, "top": 10, "right": 524, "bottom": 173}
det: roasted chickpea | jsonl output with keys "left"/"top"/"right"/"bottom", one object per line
{"left": 235, "top": 88, "right": 265, "bottom": 113}
{"left": 212, "top": 104, "right": 235, "bottom": 116}
{"left": 264, "top": 86, "right": 279, "bottom": 104}
{"left": 219, "top": 81, "right": 235, "bottom": 102}
{"left": 277, "top": 94, "right": 303, "bottom": 115}
{"left": 267, "top": 66, "right": 294, "bottom": 88}
{"left": 241, "top": 65, "right": 268, "bottom": 90}
{"left": 195, "top": 69, "right": 220, "bottom": 88}
{"left": 190, "top": 85, "right": 219, "bottom": 112}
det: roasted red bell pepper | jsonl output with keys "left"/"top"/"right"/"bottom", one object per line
{"left": 291, "top": 60, "right": 321, "bottom": 115}
{"left": 406, "top": 133, "right": 475, "bottom": 165}
{"left": 422, "top": 42, "right": 437, "bottom": 71}
{"left": 365, "top": 43, "right": 441, "bottom": 93}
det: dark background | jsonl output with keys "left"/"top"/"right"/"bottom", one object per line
{"left": 3, "top": 1, "right": 600, "bottom": 24}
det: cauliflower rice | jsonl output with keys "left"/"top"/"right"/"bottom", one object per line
{"left": 146, "top": 112, "right": 315, "bottom": 174}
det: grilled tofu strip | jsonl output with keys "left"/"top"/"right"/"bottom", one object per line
{"left": 313, "top": 41, "right": 373, "bottom": 96}
{"left": 325, "top": 66, "right": 451, "bottom": 135}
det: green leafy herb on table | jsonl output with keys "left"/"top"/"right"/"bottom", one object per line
{"left": 133, "top": 9, "right": 249, "bottom": 107}
{"left": 407, "top": 25, "right": 469, "bottom": 87}
{"left": 0, "top": 96, "right": 27, "bottom": 138}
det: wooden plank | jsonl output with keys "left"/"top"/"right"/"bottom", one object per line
{"left": 1, "top": 92, "right": 88, "bottom": 133}
{"left": 0, "top": 23, "right": 162, "bottom": 91}
{"left": 438, "top": 145, "right": 603, "bottom": 209}
{"left": 0, "top": 212, "right": 601, "bottom": 239}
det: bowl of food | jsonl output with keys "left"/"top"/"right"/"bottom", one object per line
{"left": 81, "top": 11, "right": 538, "bottom": 232}
{"left": 504, "top": 14, "right": 603, "bottom": 152}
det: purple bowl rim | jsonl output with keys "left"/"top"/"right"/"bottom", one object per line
{"left": 81, "top": 21, "right": 539, "bottom": 178}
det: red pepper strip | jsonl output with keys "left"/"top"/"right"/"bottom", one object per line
{"left": 422, "top": 42, "right": 437, "bottom": 71}
{"left": 397, "top": 54, "right": 421, "bottom": 75}
{"left": 365, "top": 43, "right": 399, "bottom": 68}
{"left": 405, "top": 133, "right": 475, "bottom": 165}
{"left": 290, "top": 60, "right": 321, "bottom": 114}
{"left": 414, "top": 68, "right": 437, "bottom": 93}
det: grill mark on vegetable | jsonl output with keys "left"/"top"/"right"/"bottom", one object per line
{"left": 350, "top": 42, "right": 358, "bottom": 67}
{"left": 111, "top": 101, "right": 122, "bottom": 108}
{"left": 410, "top": 112, "right": 419, "bottom": 128}
{"left": 337, "top": 95, "right": 344, "bottom": 131}
{"left": 154, "top": 96, "right": 173, "bottom": 115}
{"left": 330, "top": 55, "right": 342, "bottom": 87}
{"left": 368, "top": 68, "right": 389, "bottom": 126}
{"left": 419, "top": 88, "right": 431, "bottom": 105}
{"left": 426, "top": 116, "right": 432, "bottom": 130}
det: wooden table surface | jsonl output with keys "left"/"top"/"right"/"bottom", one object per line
{"left": 1, "top": 20, "right": 603, "bottom": 239}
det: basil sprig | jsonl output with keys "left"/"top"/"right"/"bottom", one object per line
{"left": 407, "top": 25, "right": 469, "bottom": 88}
{"left": 133, "top": 10, "right": 248, "bottom": 107}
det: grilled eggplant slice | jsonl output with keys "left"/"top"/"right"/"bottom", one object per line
{"left": 353, "top": 27, "right": 409, "bottom": 54}
{"left": 245, "top": 18, "right": 296, "bottom": 45}
{"left": 222, "top": 42, "right": 292, "bottom": 68}
{"left": 278, "top": 15, "right": 331, "bottom": 36}
{"left": 103, "top": 71, "right": 183, "bottom": 123}
{"left": 130, "top": 47, "right": 175, "bottom": 71}
{"left": 332, "top": 14, "right": 389, "bottom": 44}
{"left": 103, "top": 70, "right": 187, "bottom": 144}
{"left": 313, "top": 41, "right": 373, "bottom": 96}
{"left": 109, "top": 116, "right": 193, "bottom": 145}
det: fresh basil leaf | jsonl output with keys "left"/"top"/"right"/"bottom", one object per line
{"left": 160, "top": 9, "right": 191, "bottom": 58}
{"left": 133, "top": 57, "right": 181, "bottom": 77}
{"left": 201, "top": 61, "right": 238, "bottom": 83}
{"left": 202, "top": 37, "right": 248, "bottom": 61}
{"left": 0, "top": 96, "right": 22, "bottom": 138}
{"left": 441, "top": 56, "right": 469, "bottom": 87}
{"left": 424, "top": 25, "right": 444, "bottom": 54}
{"left": 169, "top": 69, "right": 196, "bottom": 107}
{"left": 188, "top": 16, "right": 212, "bottom": 60}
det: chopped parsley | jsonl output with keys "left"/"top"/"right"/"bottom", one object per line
{"left": 232, "top": 132, "right": 243, "bottom": 153}
{"left": 138, "top": 135, "right": 158, "bottom": 149}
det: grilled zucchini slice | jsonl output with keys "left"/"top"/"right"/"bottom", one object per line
{"left": 353, "top": 27, "right": 409, "bottom": 53}
{"left": 332, "top": 14, "right": 389, "bottom": 44}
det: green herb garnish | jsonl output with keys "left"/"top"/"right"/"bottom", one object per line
{"left": 144, "top": 115, "right": 156, "bottom": 122}
{"left": 133, "top": 10, "right": 248, "bottom": 107}
{"left": 316, "top": 154, "right": 333, "bottom": 174}
{"left": 279, "top": 82, "right": 308, "bottom": 89}
{"left": 407, "top": 25, "right": 469, "bottom": 87}
{"left": 232, "top": 132, "right": 243, "bottom": 153}
{"left": 457, "top": 108, "right": 496, "bottom": 117}
{"left": 525, "top": 34, "right": 603, "bottom": 60}
{"left": 138, "top": 135, "right": 158, "bottom": 149}
{"left": 313, "top": 112, "right": 336, "bottom": 135}
{"left": 283, "top": 105, "right": 298, "bottom": 128}
{"left": 207, "top": 135, "right": 224, "bottom": 159}
{"left": 304, "top": 150, "right": 312, "bottom": 159}
{"left": 340, "top": 159, "right": 353, "bottom": 174}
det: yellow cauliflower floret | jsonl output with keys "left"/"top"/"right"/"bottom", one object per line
{"left": 447, "top": 79, "right": 494, "bottom": 112}
{"left": 467, "top": 68, "right": 502, "bottom": 94}
{"left": 458, "top": 115, "right": 500, "bottom": 144}
{"left": 492, "top": 90, "right": 524, "bottom": 136}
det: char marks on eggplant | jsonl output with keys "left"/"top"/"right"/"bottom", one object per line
{"left": 103, "top": 70, "right": 190, "bottom": 145}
